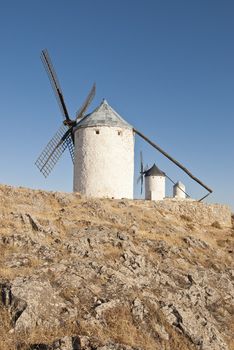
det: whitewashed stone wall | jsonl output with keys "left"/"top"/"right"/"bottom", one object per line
{"left": 145, "top": 175, "right": 165, "bottom": 200}
{"left": 153, "top": 199, "right": 232, "bottom": 227}
{"left": 73, "top": 126, "right": 134, "bottom": 199}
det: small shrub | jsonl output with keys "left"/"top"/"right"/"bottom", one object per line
{"left": 211, "top": 221, "right": 222, "bottom": 229}
{"left": 186, "top": 223, "right": 195, "bottom": 231}
{"left": 180, "top": 214, "right": 192, "bottom": 222}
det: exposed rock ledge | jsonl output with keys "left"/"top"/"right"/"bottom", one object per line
{"left": 0, "top": 184, "right": 233, "bottom": 350}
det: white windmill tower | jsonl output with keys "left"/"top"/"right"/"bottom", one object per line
{"left": 35, "top": 49, "right": 213, "bottom": 202}
{"left": 144, "top": 164, "right": 166, "bottom": 200}
{"left": 173, "top": 181, "right": 186, "bottom": 199}
{"left": 73, "top": 99, "right": 134, "bottom": 199}
{"left": 138, "top": 153, "right": 166, "bottom": 200}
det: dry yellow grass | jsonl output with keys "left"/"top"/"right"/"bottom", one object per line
{"left": 0, "top": 184, "right": 233, "bottom": 349}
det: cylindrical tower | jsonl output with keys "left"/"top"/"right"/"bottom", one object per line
{"left": 73, "top": 99, "right": 134, "bottom": 199}
{"left": 144, "top": 164, "right": 165, "bottom": 200}
{"left": 173, "top": 181, "right": 186, "bottom": 199}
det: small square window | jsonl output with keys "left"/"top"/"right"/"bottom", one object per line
{"left": 118, "top": 131, "right": 122, "bottom": 136}
{"left": 95, "top": 130, "right": 100, "bottom": 134}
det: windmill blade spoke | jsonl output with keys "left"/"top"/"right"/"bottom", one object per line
{"left": 41, "top": 49, "right": 62, "bottom": 91}
{"left": 139, "top": 151, "right": 144, "bottom": 195}
{"left": 41, "top": 49, "right": 70, "bottom": 121}
{"left": 140, "top": 151, "right": 143, "bottom": 174}
{"left": 35, "top": 124, "right": 72, "bottom": 177}
{"left": 140, "top": 151, "right": 143, "bottom": 163}
{"left": 76, "top": 83, "right": 96, "bottom": 121}
{"left": 137, "top": 175, "right": 141, "bottom": 184}
{"left": 66, "top": 132, "right": 75, "bottom": 163}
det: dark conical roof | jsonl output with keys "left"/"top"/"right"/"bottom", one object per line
{"left": 144, "top": 164, "right": 166, "bottom": 177}
{"left": 74, "top": 99, "right": 132, "bottom": 130}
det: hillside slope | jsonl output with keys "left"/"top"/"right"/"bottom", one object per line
{"left": 0, "top": 184, "right": 233, "bottom": 350}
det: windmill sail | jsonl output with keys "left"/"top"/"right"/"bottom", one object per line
{"left": 41, "top": 49, "right": 70, "bottom": 121}
{"left": 35, "top": 124, "right": 74, "bottom": 178}
{"left": 140, "top": 151, "right": 144, "bottom": 194}
{"left": 36, "top": 50, "right": 97, "bottom": 178}
{"left": 76, "top": 83, "right": 96, "bottom": 121}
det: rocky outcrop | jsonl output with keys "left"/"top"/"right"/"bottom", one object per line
{"left": 0, "top": 184, "right": 233, "bottom": 350}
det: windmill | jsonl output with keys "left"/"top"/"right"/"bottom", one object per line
{"left": 35, "top": 50, "right": 212, "bottom": 201}
{"left": 134, "top": 131, "right": 212, "bottom": 201}
{"left": 137, "top": 152, "right": 190, "bottom": 200}
{"left": 35, "top": 49, "right": 96, "bottom": 177}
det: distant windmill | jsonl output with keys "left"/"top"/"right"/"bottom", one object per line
{"left": 138, "top": 152, "right": 190, "bottom": 200}
{"left": 35, "top": 49, "right": 212, "bottom": 201}
{"left": 35, "top": 49, "right": 96, "bottom": 177}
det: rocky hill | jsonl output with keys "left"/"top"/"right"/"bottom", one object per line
{"left": 0, "top": 184, "right": 233, "bottom": 350}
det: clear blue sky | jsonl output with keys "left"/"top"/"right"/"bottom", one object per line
{"left": 0, "top": 0, "right": 233, "bottom": 209}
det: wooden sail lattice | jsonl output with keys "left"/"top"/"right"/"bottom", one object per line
{"left": 35, "top": 124, "right": 74, "bottom": 178}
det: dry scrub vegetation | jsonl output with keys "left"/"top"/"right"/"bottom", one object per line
{"left": 0, "top": 184, "right": 233, "bottom": 350}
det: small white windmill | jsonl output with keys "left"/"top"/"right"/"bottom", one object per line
{"left": 138, "top": 152, "right": 166, "bottom": 200}
{"left": 138, "top": 152, "right": 190, "bottom": 200}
